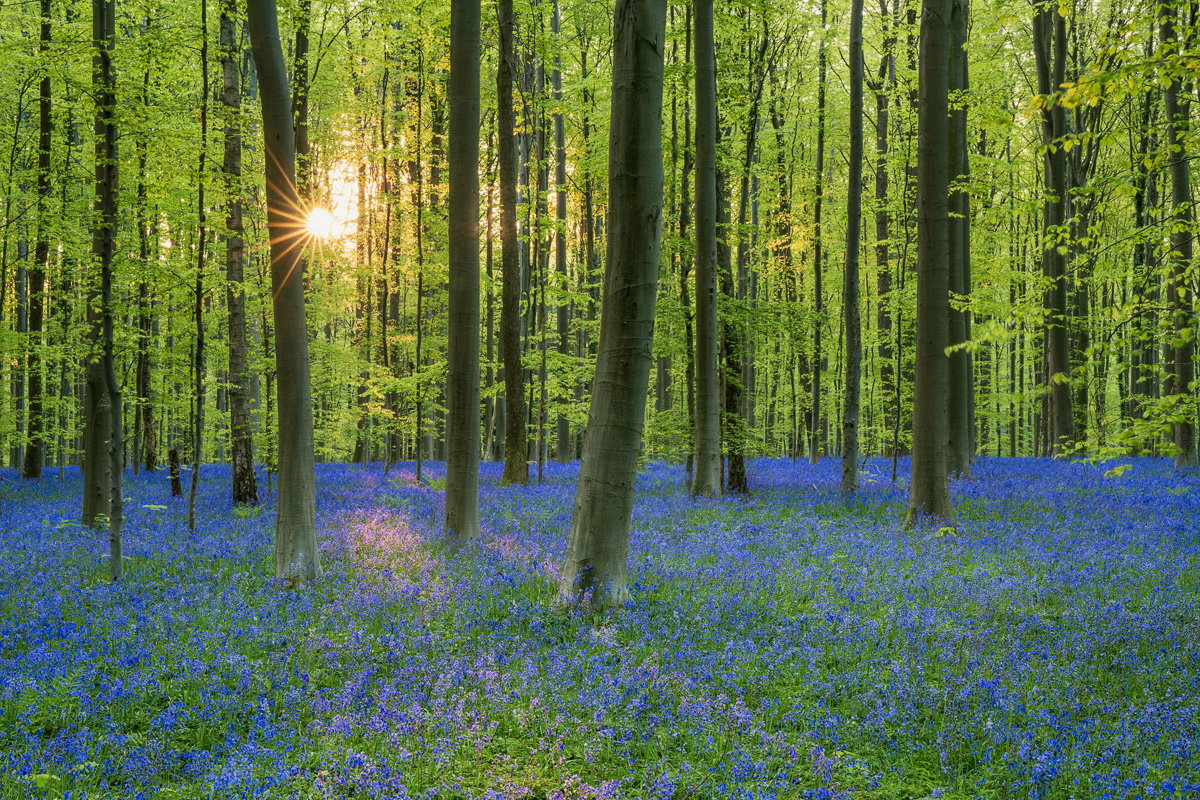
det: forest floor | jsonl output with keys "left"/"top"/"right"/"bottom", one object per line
{"left": 1, "top": 456, "right": 1198, "bottom": 799}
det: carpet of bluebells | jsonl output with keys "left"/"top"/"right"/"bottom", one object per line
{"left": 2, "top": 456, "right": 1199, "bottom": 799}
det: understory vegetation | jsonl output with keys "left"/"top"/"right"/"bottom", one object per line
{"left": 2, "top": 458, "right": 1199, "bottom": 799}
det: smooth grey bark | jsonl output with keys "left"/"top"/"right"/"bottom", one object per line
{"left": 906, "top": 0, "right": 955, "bottom": 524}
{"left": 872, "top": 3, "right": 896, "bottom": 457}
{"left": 553, "top": 0, "right": 571, "bottom": 465}
{"left": 83, "top": 0, "right": 113, "bottom": 536}
{"left": 560, "top": 0, "right": 666, "bottom": 608}
{"left": 809, "top": 0, "right": 828, "bottom": 465}
{"left": 444, "top": 0, "right": 481, "bottom": 546}
{"left": 841, "top": 0, "right": 863, "bottom": 493}
{"left": 223, "top": 0, "right": 259, "bottom": 505}
{"left": 188, "top": 0, "right": 210, "bottom": 535}
{"left": 22, "top": 0, "right": 51, "bottom": 481}
{"left": 1161, "top": 0, "right": 1198, "bottom": 467}
{"left": 499, "top": 0, "right": 527, "bottom": 486}
{"left": 93, "top": 0, "right": 122, "bottom": 580}
{"left": 691, "top": 0, "right": 721, "bottom": 497}
{"left": 1032, "top": 0, "right": 1075, "bottom": 455}
{"left": 247, "top": 0, "right": 321, "bottom": 584}
{"left": 946, "top": 0, "right": 972, "bottom": 476}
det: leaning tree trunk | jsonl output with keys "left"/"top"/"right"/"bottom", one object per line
{"left": 691, "top": 0, "right": 721, "bottom": 497}
{"left": 906, "top": 0, "right": 955, "bottom": 524}
{"left": 560, "top": 0, "right": 666, "bottom": 608}
{"left": 223, "top": 0, "right": 259, "bottom": 504}
{"left": 444, "top": 0, "right": 481, "bottom": 546}
{"left": 22, "top": 0, "right": 51, "bottom": 481}
{"left": 498, "top": 0, "right": 527, "bottom": 486}
{"left": 841, "top": 0, "right": 864, "bottom": 493}
{"left": 247, "top": 0, "right": 321, "bottom": 584}
{"left": 1161, "top": 0, "right": 1198, "bottom": 467}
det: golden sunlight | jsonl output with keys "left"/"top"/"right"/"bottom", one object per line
{"left": 306, "top": 207, "right": 340, "bottom": 240}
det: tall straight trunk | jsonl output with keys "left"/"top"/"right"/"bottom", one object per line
{"left": 135, "top": 65, "right": 156, "bottom": 475}
{"left": 906, "top": 0, "right": 954, "bottom": 523}
{"left": 444, "top": 0, "right": 481, "bottom": 545}
{"left": 874, "top": 8, "right": 896, "bottom": 457}
{"left": 22, "top": 0, "right": 52, "bottom": 480}
{"left": 560, "top": 0, "right": 666, "bottom": 608}
{"left": 83, "top": 0, "right": 113, "bottom": 534}
{"left": 1032, "top": 0, "right": 1075, "bottom": 455}
{"left": 248, "top": 0, "right": 321, "bottom": 584}
{"left": 841, "top": 0, "right": 864, "bottom": 492}
{"left": 691, "top": 0, "right": 721, "bottom": 497}
{"left": 223, "top": 0, "right": 259, "bottom": 504}
{"left": 93, "top": 0, "right": 122, "bottom": 580}
{"left": 1161, "top": 0, "right": 1197, "bottom": 467}
{"left": 499, "top": 0, "right": 527, "bottom": 485}
{"left": 945, "top": 0, "right": 972, "bottom": 476}
{"left": 809, "top": 0, "right": 828, "bottom": 465}
{"left": 188, "top": 0, "right": 210, "bottom": 534}
{"left": 553, "top": 0, "right": 571, "bottom": 464}
{"left": 680, "top": 7, "right": 696, "bottom": 474}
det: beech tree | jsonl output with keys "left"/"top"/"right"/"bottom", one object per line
{"left": 443, "top": 0, "right": 481, "bottom": 546}
{"left": 561, "top": 0, "right": 667, "bottom": 607}
{"left": 691, "top": 0, "right": 720, "bottom": 498}
{"left": 247, "top": 0, "right": 321, "bottom": 584}
{"left": 907, "top": 0, "right": 954, "bottom": 524}
{"left": 223, "top": 0, "right": 259, "bottom": 505}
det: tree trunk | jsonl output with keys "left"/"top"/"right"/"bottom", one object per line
{"left": 691, "top": 0, "right": 721, "bottom": 497}
{"left": 1032, "top": 0, "right": 1075, "bottom": 455}
{"left": 560, "top": 0, "right": 666, "bottom": 608}
{"left": 554, "top": 0, "right": 571, "bottom": 465}
{"left": 444, "top": 0, "right": 481, "bottom": 546}
{"left": 499, "top": 0, "right": 527, "bottom": 486}
{"left": 906, "top": 0, "right": 955, "bottom": 524}
{"left": 946, "top": 0, "right": 972, "bottom": 476}
{"left": 248, "top": 0, "right": 321, "bottom": 584}
{"left": 841, "top": 0, "right": 864, "bottom": 493}
{"left": 1161, "top": 0, "right": 1198, "bottom": 467}
{"left": 223, "top": 0, "right": 259, "bottom": 504}
{"left": 94, "top": 0, "right": 122, "bottom": 580}
{"left": 810, "top": 0, "right": 828, "bottom": 465}
{"left": 22, "top": 0, "right": 51, "bottom": 481}
{"left": 188, "top": 0, "right": 210, "bottom": 534}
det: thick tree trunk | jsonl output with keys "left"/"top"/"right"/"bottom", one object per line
{"left": 560, "top": 0, "right": 666, "bottom": 608}
{"left": 223, "top": 0, "right": 259, "bottom": 505}
{"left": 1161, "top": 0, "right": 1198, "bottom": 467}
{"left": 444, "top": 0, "right": 481, "bottom": 546}
{"left": 841, "top": 0, "right": 863, "bottom": 493}
{"left": 906, "top": 0, "right": 955, "bottom": 524}
{"left": 248, "top": 0, "right": 321, "bottom": 584}
{"left": 499, "top": 0, "right": 527, "bottom": 486}
{"left": 691, "top": 0, "right": 721, "bottom": 497}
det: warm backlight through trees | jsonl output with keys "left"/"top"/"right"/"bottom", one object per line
{"left": 306, "top": 207, "right": 339, "bottom": 240}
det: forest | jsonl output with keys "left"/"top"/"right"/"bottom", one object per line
{"left": 1, "top": 0, "right": 1199, "bottom": 795}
